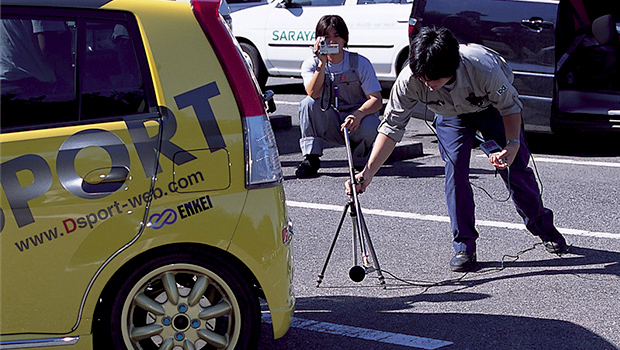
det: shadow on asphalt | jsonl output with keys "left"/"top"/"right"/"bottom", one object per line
{"left": 272, "top": 118, "right": 619, "bottom": 159}
{"left": 279, "top": 157, "right": 496, "bottom": 183}
{"left": 259, "top": 246, "right": 619, "bottom": 349}
{"left": 273, "top": 124, "right": 302, "bottom": 156}
{"left": 267, "top": 81, "right": 307, "bottom": 95}
{"left": 259, "top": 296, "right": 616, "bottom": 349}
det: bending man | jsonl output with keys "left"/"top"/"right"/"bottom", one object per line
{"left": 349, "top": 27, "right": 568, "bottom": 272}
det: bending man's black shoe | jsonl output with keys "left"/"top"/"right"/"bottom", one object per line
{"left": 541, "top": 232, "right": 569, "bottom": 255}
{"left": 295, "top": 155, "right": 320, "bottom": 179}
{"left": 450, "top": 251, "right": 476, "bottom": 272}
{"left": 543, "top": 239, "right": 569, "bottom": 255}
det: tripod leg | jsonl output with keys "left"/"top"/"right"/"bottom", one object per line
{"left": 317, "top": 202, "right": 351, "bottom": 287}
{"left": 349, "top": 201, "right": 359, "bottom": 269}
{"left": 359, "top": 211, "right": 386, "bottom": 288}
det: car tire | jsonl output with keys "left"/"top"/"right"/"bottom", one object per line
{"left": 240, "top": 42, "right": 268, "bottom": 88}
{"left": 93, "top": 246, "right": 260, "bottom": 350}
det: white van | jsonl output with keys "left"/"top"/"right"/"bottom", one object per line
{"left": 232, "top": 0, "right": 412, "bottom": 87}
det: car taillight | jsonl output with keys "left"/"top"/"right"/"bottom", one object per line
{"left": 243, "top": 115, "right": 283, "bottom": 187}
{"left": 191, "top": 0, "right": 264, "bottom": 117}
{"left": 191, "top": 0, "right": 283, "bottom": 188}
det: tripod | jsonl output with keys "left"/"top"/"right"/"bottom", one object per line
{"left": 316, "top": 127, "right": 386, "bottom": 288}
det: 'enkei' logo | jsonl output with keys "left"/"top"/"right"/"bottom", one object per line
{"left": 149, "top": 209, "right": 178, "bottom": 230}
{"left": 148, "top": 195, "right": 213, "bottom": 230}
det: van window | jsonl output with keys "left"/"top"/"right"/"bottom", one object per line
{"left": 1, "top": 12, "right": 148, "bottom": 131}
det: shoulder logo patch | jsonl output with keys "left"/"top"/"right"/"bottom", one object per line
{"left": 497, "top": 84, "right": 507, "bottom": 96}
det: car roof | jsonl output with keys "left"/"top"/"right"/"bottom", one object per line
{"left": 1, "top": 0, "right": 115, "bottom": 8}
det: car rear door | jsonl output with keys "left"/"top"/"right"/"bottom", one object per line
{"left": 0, "top": 7, "right": 160, "bottom": 333}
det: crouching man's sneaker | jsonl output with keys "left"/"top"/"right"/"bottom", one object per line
{"left": 295, "top": 155, "right": 320, "bottom": 179}
{"left": 450, "top": 251, "right": 476, "bottom": 272}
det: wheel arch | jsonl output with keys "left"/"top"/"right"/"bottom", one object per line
{"left": 91, "top": 242, "right": 263, "bottom": 333}
{"left": 235, "top": 37, "right": 263, "bottom": 64}
{"left": 235, "top": 36, "right": 254, "bottom": 47}
{"left": 396, "top": 44, "right": 410, "bottom": 75}
{"left": 236, "top": 38, "right": 269, "bottom": 87}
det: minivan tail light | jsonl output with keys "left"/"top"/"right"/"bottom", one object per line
{"left": 190, "top": 0, "right": 264, "bottom": 117}
{"left": 243, "top": 114, "right": 283, "bottom": 187}
{"left": 191, "top": 0, "right": 283, "bottom": 187}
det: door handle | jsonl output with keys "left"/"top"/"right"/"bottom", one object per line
{"left": 82, "top": 166, "right": 130, "bottom": 194}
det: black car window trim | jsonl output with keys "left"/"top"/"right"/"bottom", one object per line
{"left": 289, "top": 0, "right": 345, "bottom": 7}
{"left": 1, "top": 6, "right": 157, "bottom": 133}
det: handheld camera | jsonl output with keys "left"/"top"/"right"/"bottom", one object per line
{"left": 316, "top": 37, "right": 339, "bottom": 55}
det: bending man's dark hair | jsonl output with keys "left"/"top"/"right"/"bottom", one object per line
{"left": 409, "top": 26, "right": 460, "bottom": 80}
{"left": 316, "top": 15, "right": 349, "bottom": 47}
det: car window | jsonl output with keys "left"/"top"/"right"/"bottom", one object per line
{"left": 1, "top": 14, "right": 148, "bottom": 131}
{"left": 290, "top": 0, "right": 345, "bottom": 6}
{"left": 82, "top": 19, "right": 146, "bottom": 120}
{"left": 1, "top": 16, "right": 77, "bottom": 128}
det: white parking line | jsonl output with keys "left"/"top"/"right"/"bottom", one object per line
{"left": 475, "top": 154, "right": 620, "bottom": 168}
{"left": 262, "top": 314, "right": 453, "bottom": 349}
{"left": 532, "top": 156, "right": 620, "bottom": 168}
{"left": 287, "top": 201, "right": 619, "bottom": 239}
{"left": 275, "top": 100, "right": 300, "bottom": 106}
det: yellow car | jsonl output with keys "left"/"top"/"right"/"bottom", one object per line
{"left": 0, "top": 0, "right": 294, "bottom": 348}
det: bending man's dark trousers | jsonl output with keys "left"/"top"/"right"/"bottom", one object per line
{"left": 435, "top": 107, "right": 561, "bottom": 254}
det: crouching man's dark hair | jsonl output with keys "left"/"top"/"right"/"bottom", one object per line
{"left": 409, "top": 27, "right": 460, "bottom": 80}
{"left": 316, "top": 15, "right": 349, "bottom": 47}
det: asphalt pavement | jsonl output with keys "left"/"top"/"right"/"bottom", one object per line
{"left": 259, "top": 77, "right": 620, "bottom": 350}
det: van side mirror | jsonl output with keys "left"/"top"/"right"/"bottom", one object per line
{"left": 280, "top": 0, "right": 302, "bottom": 8}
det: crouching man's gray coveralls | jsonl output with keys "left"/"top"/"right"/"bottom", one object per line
{"left": 299, "top": 51, "right": 381, "bottom": 166}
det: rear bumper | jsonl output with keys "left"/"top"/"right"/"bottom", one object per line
{"left": 227, "top": 185, "right": 294, "bottom": 339}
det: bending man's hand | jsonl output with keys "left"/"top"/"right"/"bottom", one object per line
{"left": 343, "top": 133, "right": 396, "bottom": 195}
{"left": 489, "top": 142, "right": 519, "bottom": 170}
{"left": 344, "top": 170, "right": 372, "bottom": 195}
{"left": 493, "top": 113, "right": 522, "bottom": 170}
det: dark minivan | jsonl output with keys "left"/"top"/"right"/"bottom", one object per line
{"left": 409, "top": 0, "right": 619, "bottom": 133}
